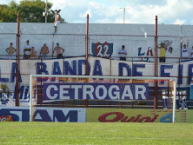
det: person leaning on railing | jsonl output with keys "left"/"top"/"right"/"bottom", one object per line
{"left": 23, "top": 40, "right": 31, "bottom": 59}
{"left": 52, "top": 43, "right": 64, "bottom": 58}
{"left": 181, "top": 39, "right": 189, "bottom": 59}
{"left": 40, "top": 43, "right": 49, "bottom": 59}
{"left": 118, "top": 45, "right": 127, "bottom": 61}
{"left": 6, "top": 42, "right": 16, "bottom": 59}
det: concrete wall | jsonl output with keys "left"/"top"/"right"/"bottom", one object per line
{"left": 0, "top": 23, "right": 193, "bottom": 60}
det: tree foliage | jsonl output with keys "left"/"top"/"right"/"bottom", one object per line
{"left": 0, "top": 0, "right": 66, "bottom": 23}
{"left": 0, "top": 1, "right": 18, "bottom": 22}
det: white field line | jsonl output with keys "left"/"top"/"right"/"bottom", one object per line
{"left": 0, "top": 143, "right": 88, "bottom": 145}
{"left": 0, "top": 136, "right": 192, "bottom": 140}
{"left": 0, "top": 124, "right": 183, "bottom": 128}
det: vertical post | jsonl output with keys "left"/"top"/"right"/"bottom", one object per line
{"left": 120, "top": 8, "right": 129, "bottom": 24}
{"left": 123, "top": 8, "right": 125, "bottom": 24}
{"left": 180, "top": 25, "right": 182, "bottom": 58}
{"left": 131, "top": 57, "right": 133, "bottom": 76}
{"left": 110, "top": 58, "right": 112, "bottom": 82}
{"left": 172, "top": 78, "right": 177, "bottom": 123}
{"left": 40, "top": 57, "right": 43, "bottom": 106}
{"left": 45, "top": 0, "right": 48, "bottom": 23}
{"left": 85, "top": 14, "right": 89, "bottom": 75}
{"left": 85, "top": 14, "right": 89, "bottom": 108}
{"left": 29, "top": 75, "right": 32, "bottom": 122}
{"left": 154, "top": 15, "right": 158, "bottom": 109}
{"left": 15, "top": 13, "right": 20, "bottom": 106}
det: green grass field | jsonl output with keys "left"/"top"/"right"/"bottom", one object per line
{"left": 0, "top": 123, "right": 193, "bottom": 145}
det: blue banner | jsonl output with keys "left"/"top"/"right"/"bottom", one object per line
{"left": 43, "top": 83, "right": 149, "bottom": 101}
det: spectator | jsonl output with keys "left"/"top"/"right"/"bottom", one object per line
{"left": 53, "top": 10, "right": 61, "bottom": 34}
{"left": 23, "top": 40, "right": 31, "bottom": 59}
{"left": 30, "top": 47, "right": 37, "bottom": 59}
{"left": 118, "top": 45, "right": 127, "bottom": 61}
{"left": 159, "top": 42, "right": 167, "bottom": 63}
{"left": 191, "top": 46, "right": 193, "bottom": 60}
{"left": 40, "top": 43, "right": 49, "bottom": 59}
{"left": 52, "top": 43, "right": 64, "bottom": 58}
{"left": 6, "top": 43, "right": 16, "bottom": 59}
{"left": 181, "top": 39, "right": 189, "bottom": 58}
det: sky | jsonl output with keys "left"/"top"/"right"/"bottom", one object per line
{"left": 1, "top": 0, "right": 193, "bottom": 24}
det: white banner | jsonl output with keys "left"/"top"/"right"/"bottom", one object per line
{"left": 0, "top": 57, "right": 192, "bottom": 106}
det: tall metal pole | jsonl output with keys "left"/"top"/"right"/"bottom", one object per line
{"left": 86, "top": 14, "right": 89, "bottom": 75}
{"left": 45, "top": 0, "right": 48, "bottom": 23}
{"left": 120, "top": 8, "right": 129, "bottom": 24}
{"left": 123, "top": 8, "right": 125, "bottom": 24}
{"left": 15, "top": 13, "right": 20, "bottom": 106}
{"left": 154, "top": 15, "right": 158, "bottom": 109}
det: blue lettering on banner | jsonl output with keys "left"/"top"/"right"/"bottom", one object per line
{"left": 160, "top": 113, "right": 173, "bottom": 123}
{"left": 93, "top": 60, "right": 103, "bottom": 79}
{"left": 13, "top": 86, "right": 30, "bottom": 100}
{"left": 138, "top": 47, "right": 145, "bottom": 57}
{"left": 64, "top": 60, "right": 77, "bottom": 75}
{"left": 0, "top": 67, "right": 9, "bottom": 83}
{"left": 0, "top": 107, "right": 85, "bottom": 122}
{"left": 0, "top": 108, "right": 29, "bottom": 121}
{"left": 43, "top": 83, "right": 149, "bottom": 101}
{"left": 52, "top": 62, "right": 62, "bottom": 75}
{"left": 33, "top": 110, "right": 78, "bottom": 122}
{"left": 133, "top": 64, "right": 145, "bottom": 76}
{"left": 36, "top": 62, "right": 49, "bottom": 75}
{"left": 119, "top": 63, "right": 131, "bottom": 76}
{"left": 188, "top": 64, "right": 193, "bottom": 84}
{"left": 11, "top": 62, "right": 22, "bottom": 83}
{"left": 53, "top": 110, "right": 77, "bottom": 122}
{"left": 78, "top": 60, "right": 91, "bottom": 75}
{"left": 160, "top": 65, "right": 173, "bottom": 85}
{"left": 36, "top": 62, "right": 49, "bottom": 82}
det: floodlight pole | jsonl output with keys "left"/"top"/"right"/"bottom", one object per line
{"left": 120, "top": 8, "right": 129, "bottom": 24}
{"left": 45, "top": 0, "right": 48, "bottom": 23}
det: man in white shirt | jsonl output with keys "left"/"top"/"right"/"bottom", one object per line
{"left": 23, "top": 40, "right": 31, "bottom": 59}
{"left": 181, "top": 39, "right": 189, "bottom": 59}
{"left": 118, "top": 45, "right": 127, "bottom": 61}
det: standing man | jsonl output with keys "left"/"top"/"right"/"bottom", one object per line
{"left": 52, "top": 43, "right": 64, "bottom": 58}
{"left": 23, "top": 40, "right": 31, "bottom": 59}
{"left": 118, "top": 45, "right": 127, "bottom": 61}
{"left": 159, "top": 42, "right": 167, "bottom": 63}
{"left": 53, "top": 10, "right": 61, "bottom": 34}
{"left": 6, "top": 43, "right": 16, "bottom": 59}
{"left": 40, "top": 43, "right": 49, "bottom": 59}
{"left": 181, "top": 39, "right": 189, "bottom": 59}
